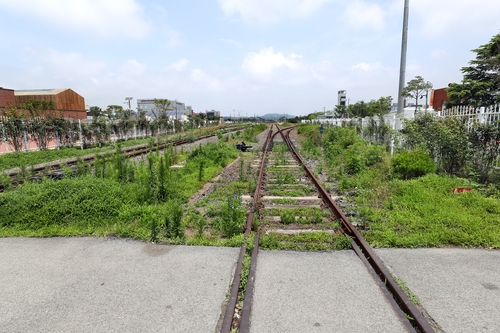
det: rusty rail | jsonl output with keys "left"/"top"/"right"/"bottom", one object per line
{"left": 220, "top": 125, "right": 274, "bottom": 333}
{"left": 277, "top": 126, "right": 434, "bottom": 333}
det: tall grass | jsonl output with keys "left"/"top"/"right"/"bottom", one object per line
{"left": 0, "top": 142, "right": 240, "bottom": 242}
{"left": 298, "top": 123, "right": 500, "bottom": 249}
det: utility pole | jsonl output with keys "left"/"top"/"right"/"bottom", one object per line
{"left": 397, "top": 0, "right": 410, "bottom": 115}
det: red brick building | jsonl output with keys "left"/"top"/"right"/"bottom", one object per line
{"left": 0, "top": 87, "right": 16, "bottom": 109}
{"left": 430, "top": 88, "right": 449, "bottom": 111}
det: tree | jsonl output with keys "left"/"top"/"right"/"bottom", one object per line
{"left": 89, "top": 106, "right": 103, "bottom": 118}
{"left": 152, "top": 99, "right": 171, "bottom": 119}
{"left": 447, "top": 33, "right": 500, "bottom": 107}
{"left": 402, "top": 76, "right": 433, "bottom": 109}
{"left": 346, "top": 97, "right": 392, "bottom": 118}
{"left": 105, "top": 105, "right": 124, "bottom": 119}
{"left": 347, "top": 101, "right": 368, "bottom": 117}
{"left": 366, "top": 96, "right": 393, "bottom": 116}
{"left": 334, "top": 105, "right": 348, "bottom": 118}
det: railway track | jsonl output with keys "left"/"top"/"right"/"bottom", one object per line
{"left": 221, "top": 124, "right": 435, "bottom": 333}
{"left": 0, "top": 125, "right": 247, "bottom": 193}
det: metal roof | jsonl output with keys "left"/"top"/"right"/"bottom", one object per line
{"left": 14, "top": 88, "right": 69, "bottom": 96}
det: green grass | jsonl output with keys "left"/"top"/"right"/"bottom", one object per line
{"left": 0, "top": 141, "right": 243, "bottom": 243}
{"left": 298, "top": 123, "right": 500, "bottom": 249}
{"left": 270, "top": 198, "right": 299, "bottom": 205}
{"left": 0, "top": 125, "right": 239, "bottom": 172}
{"left": 268, "top": 185, "right": 313, "bottom": 197}
{"left": 259, "top": 232, "right": 352, "bottom": 251}
{"left": 359, "top": 173, "right": 500, "bottom": 248}
{"left": 392, "top": 274, "right": 420, "bottom": 305}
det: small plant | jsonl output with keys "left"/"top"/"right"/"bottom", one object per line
{"left": 164, "top": 201, "right": 184, "bottom": 239}
{"left": 150, "top": 219, "right": 159, "bottom": 243}
{"left": 195, "top": 215, "right": 208, "bottom": 238}
{"left": 219, "top": 196, "right": 245, "bottom": 237}
{"left": 393, "top": 275, "right": 420, "bottom": 305}
{"left": 280, "top": 210, "right": 296, "bottom": 224}
{"left": 198, "top": 159, "right": 205, "bottom": 181}
{"left": 239, "top": 159, "right": 247, "bottom": 181}
{"left": 0, "top": 174, "right": 12, "bottom": 191}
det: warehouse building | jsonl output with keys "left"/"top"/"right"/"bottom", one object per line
{"left": 13, "top": 88, "right": 86, "bottom": 119}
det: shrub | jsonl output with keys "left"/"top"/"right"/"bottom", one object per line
{"left": 365, "top": 144, "right": 385, "bottom": 166}
{"left": 391, "top": 150, "right": 436, "bottom": 179}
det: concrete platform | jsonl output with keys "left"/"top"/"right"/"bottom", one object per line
{"left": 376, "top": 248, "right": 500, "bottom": 333}
{"left": 249, "top": 250, "right": 409, "bottom": 333}
{"left": 0, "top": 237, "right": 238, "bottom": 333}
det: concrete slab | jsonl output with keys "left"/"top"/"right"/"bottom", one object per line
{"left": 249, "top": 250, "right": 409, "bottom": 333}
{"left": 376, "top": 248, "right": 500, "bottom": 333}
{"left": 0, "top": 237, "right": 238, "bottom": 333}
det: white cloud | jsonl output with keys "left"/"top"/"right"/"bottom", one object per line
{"left": 0, "top": 0, "right": 151, "bottom": 38}
{"left": 431, "top": 49, "right": 448, "bottom": 59}
{"left": 351, "top": 61, "right": 382, "bottom": 72}
{"left": 38, "top": 49, "right": 107, "bottom": 77}
{"left": 242, "top": 47, "right": 302, "bottom": 77}
{"left": 412, "top": 0, "right": 500, "bottom": 36}
{"left": 220, "top": 39, "right": 243, "bottom": 48}
{"left": 166, "top": 59, "right": 189, "bottom": 71}
{"left": 119, "top": 60, "right": 147, "bottom": 76}
{"left": 190, "top": 69, "right": 222, "bottom": 90}
{"left": 218, "top": 0, "right": 334, "bottom": 25}
{"left": 343, "top": 1, "right": 385, "bottom": 30}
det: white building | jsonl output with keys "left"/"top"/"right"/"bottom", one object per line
{"left": 137, "top": 99, "right": 186, "bottom": 119}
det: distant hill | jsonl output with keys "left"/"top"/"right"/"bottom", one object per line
{"left": 260, "top": 113, "right": 294, "bottom": 121}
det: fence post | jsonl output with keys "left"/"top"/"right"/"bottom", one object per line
{"left": 23, "top": 121, "right": 29, "bottom": 152}
{"left": 78, "top": 119, "right": 83, "bottom": 150}
{"left": 479, "top": 107, "right": 485, "bottom": 124}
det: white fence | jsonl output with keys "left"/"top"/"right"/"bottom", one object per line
{"left": 441, "top": 105, "right": 500, "bottom": 126}
{"left": 302, "top": 105, "right": 500, "bottom": 130}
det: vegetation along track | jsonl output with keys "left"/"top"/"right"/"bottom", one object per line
{"left": 221, "top": 124, "right": 435, "bottom": 333}
{"left": 0, "top": 125, "right": 247, "bottom": 193}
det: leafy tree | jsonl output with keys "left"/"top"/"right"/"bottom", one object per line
{"left": 89, "top": 106, "right": 103, "bottom": 118}
{"left": 468, "top": 122, "right": 500, "bottom": 183}
{"left": 402, "top": 76, "right": 433, "bottom": 109}
{"left": 447, "top": 33, "right": 500, "bottom": 107}
{"left": 346, "top": 97, "right": 392, "bottom": 118}
{"left": 366, "top": 96, "right": 393, "bottom": 116}
{"left": 152, "top": 99, "right": 171, "bottom": 119}
{"left": 105, "top": 105, "right": 124, "bottom": 119}
{"left": 0, "top": 105, "right": 26, "bottom": 151}
{"left": 23, "top": 100, "right": 57, "bottom": 118}
{"left": 334, "top": 105, "right": 348, "bottom": 118}
{"left": 347, "top": 101, "right": 368, "bottom": 117}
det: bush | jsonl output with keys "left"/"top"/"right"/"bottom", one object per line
{"left": 391, "top": 150, "right": 436, "bottom": 179}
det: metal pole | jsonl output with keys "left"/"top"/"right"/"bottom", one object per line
{"left": 397, "top": 0, "right": 410, "bottom": 115}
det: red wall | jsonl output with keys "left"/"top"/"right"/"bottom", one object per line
{"left": 0, "top": 88, "right": 16, "bottom": 109}
{"left": 431, "top": 88, "right": 449, "bottom": 111}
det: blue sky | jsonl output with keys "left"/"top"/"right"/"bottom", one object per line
{"left": 0, "top": 0, "right": 499, "bottom": 116}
